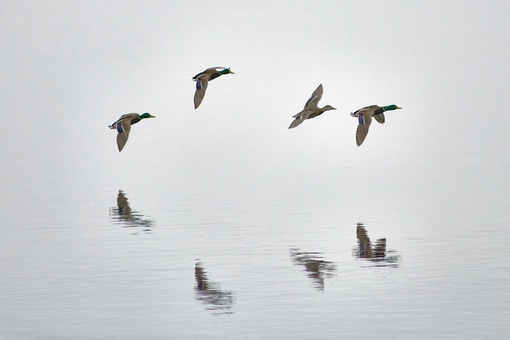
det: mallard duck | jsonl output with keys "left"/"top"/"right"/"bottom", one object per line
{"left": 288, "top": 84, "right": 336, "bottom": 129}
{"left": 351, "top": 105, "right": 401, "bottom": 146}
{"left": 109, "top": 112, "right": 155, "bottom": 152}
{"left": 192, "top": 67, "right": 235, "bottom": 109}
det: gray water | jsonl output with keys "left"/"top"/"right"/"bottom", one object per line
{"left": 1, "top": 1, "right": 510, "bottom": 339}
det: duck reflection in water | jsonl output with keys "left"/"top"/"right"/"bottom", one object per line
{"left": 195, "top": 261, "right": 235, "bottom": 315}
{"left": 354, "top": 222, "right": 400, "bottom": 268}
{"left": 109, "top": 190, "right": 155, "bottom": 233}
{"left": 290, "top": 248, "right": 337, "bottom": 291}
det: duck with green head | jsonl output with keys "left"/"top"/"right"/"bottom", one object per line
{"left": 109, "top": 112, "right": 155, "bottom": 152}
{"left": 288, "top": 84, "right": 337, "bottom": 129}
{"left": 350, "top": 104, "right": 401, "bottom": 146}
{"left": 192, "top": 67, "right": 235, "bottom": 109}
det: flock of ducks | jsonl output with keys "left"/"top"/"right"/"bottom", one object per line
{"left": 109, "top": 67, "right": 402, "bottom": 152}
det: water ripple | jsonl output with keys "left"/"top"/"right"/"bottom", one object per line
{"left": 109, "top": 190, "right": 155, "bottom": 233}
{"left": 353, "top": 222, "right": 401, "bottom": 268}
{"left": 194, "top": 261, "right": 235, "bottom": 316}
{"left": 289, "top": 248, "right": 337, "bottom": 291}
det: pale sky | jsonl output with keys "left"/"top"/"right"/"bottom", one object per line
{"left": 1, "top": 1, "right": 509, "bottom": 221}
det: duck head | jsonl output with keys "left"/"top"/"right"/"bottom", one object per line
{"left": 219, "top": 68, "right": 235, "bottom": 75}
{"left": 140, "top": 113, "right": 156, "bottom": 119}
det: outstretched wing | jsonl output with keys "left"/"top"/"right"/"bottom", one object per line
{"left": 194, "top": 76, "right": 210, "bottom": 109}
{"left": 355, "top": 109, "right": 373, "bottom": 146}
{"left": 303, "top": 84, "right": 323, "bottom": 109}
{"left": 289, "top": 109, "right": 315, "bottom": 129}
{"left": 116, "top": 122, "right": 132, "bottom": 152}
{"left": 288, "top": 119, "right": 303, "bottom": 129}
{"left": 356, "top": 123, "right": 370, "bottom": 146}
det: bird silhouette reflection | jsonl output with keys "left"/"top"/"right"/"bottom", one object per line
{"left": 354, "top": 222, "right": 400, "bottom": 267}
{"left": 290, "top": 248, "right": 337, "bottom": 291}
{"left": 195, "top": 261, "right": 235, "bottom": 315}
{"left": 109, "top": 190, "right": 155, "bottom": 233}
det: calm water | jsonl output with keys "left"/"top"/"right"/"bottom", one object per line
{"left": 1, "top": 2, "right": 510, "bottom": 339}
{"left": 1, "top": 122, "right": 509, "bottom": 339}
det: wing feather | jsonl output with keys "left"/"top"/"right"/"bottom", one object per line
{"left": 116, "top": 122, "right": 131, "bottom": 152}
{"left": 374, "top": 113, "right": 385, "bottom": 124}
{"left": 304, "top": 84, "right": 323, "bottom": 109}
{"left": 194, "top": 77, "right": 209, "bottom": 109}
{"left": 356, "top": 124, "right": 370, "bottom": 146}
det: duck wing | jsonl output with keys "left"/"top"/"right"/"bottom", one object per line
{"left": 194, "top": 75, "right": 210, "bottom": 109}
{"left": 116, "top": 121, "right": 132, "bottom": 152}
{"left": 355, "top": 111, "right": 372, "bottom": 146}
{"left": 289, "top": 108, "right": 317, "bottom": 129}
{"left": 374, "top": 113, "right": 385, "bottom": 124}
{"left": 356, "top": 124, "right": 370, "bottom": 146}
{"left": 303, "top": 84, "right": 323, "bottom": 109}
{"left": 372, "top": 106, "right": 385, "bottom": 124}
